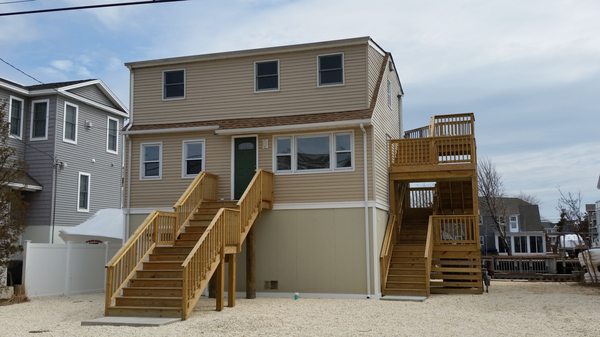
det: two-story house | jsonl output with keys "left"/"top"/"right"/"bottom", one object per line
{"left": 0, "top": 77, "right": 128, "bottom": 244}
{"left": 121, "top": 37, "right": 402, "bottom": 298}
{"left": 480, "top": 197, "right": 546, "bottom": 255}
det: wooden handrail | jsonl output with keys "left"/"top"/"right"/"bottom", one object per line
{"left": 389, "top": 135, "right": 475, "bottom": 168}
{"left": 105, "top": 210, "right": 177, "bottom": 313}
{"left": 379, "top": 214, "right": 396, "bottom": 291}
{"left": 424, "top": 216, "right": 434, "bottom": 296}
{"left": 173, "top": 172, "right": 218, "bottom": 238}
{"left": 181, "top": 208, "right": 228, "bottom": 319}
{"left": 432, "top": 215, "right": 477, "bottom": 245}
{"left": 237, "top": 170, "right": 274, "bottom": 244}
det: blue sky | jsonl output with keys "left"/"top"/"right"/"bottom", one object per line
{"left": 1, "top": 0, "right": 598, "bottom": 219}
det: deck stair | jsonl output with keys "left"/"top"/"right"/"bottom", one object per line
{"left": 105, "top": 170, "right": 273, "bottom": 319}
{"left": 384, "top": 209, "right": 431, "bottom": 296}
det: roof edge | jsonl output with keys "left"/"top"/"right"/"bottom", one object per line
{"left": 126, "top": 36, "right": 371, "bottom": 69}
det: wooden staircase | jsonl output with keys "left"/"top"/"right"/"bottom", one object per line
{"left": 384, "top": 208, "right": 431, "bottom": 296}
{"left": 107, "top": 201, "right": 237, "bottom": 318}
{"left": 105, "top": 170, "right": 273, "bottom": 320}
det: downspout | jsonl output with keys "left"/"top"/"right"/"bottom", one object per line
{"left": 125, "top": 135, "right": 131, "bottom": 242}
{"left": 360, "top": 123, "right": 371, "bottom": 298}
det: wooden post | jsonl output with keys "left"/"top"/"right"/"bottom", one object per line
{"left": 246, "top": 226, "right": 256, "bottom": 299}
{"left": 216, "top": 250, "right": 225, "bottom": 311}
{"left": 228, "top": 254, "right": 237, "bottom": 307}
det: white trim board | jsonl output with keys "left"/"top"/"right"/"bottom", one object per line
{"left": 215, "top": 119, "right": 371, "bottom": 135}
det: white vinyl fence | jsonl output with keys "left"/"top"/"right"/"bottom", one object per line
{"left": 22, "top": 241, "right": 121, "bottom": 297}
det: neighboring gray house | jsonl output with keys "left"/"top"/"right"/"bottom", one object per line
{"left": 479, "top": 197, "right": 546, "bottom": 255}
{"left": 1, "top": 77, "right": 128, "bottom": 243}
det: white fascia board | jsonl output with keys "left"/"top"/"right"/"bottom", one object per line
{"left": 7, "top": 182, "right": 43, "bottom": 192}
{"left": 0, "top": 81, "right": 29, "bottom": 95}
{"left": 57, "top": 90, "right": 129, "bottom": 117}
{"left": 122, "top": 125, "right": 220, "bottom": 135}
{"left": 215, "top": 119, "right": 372, "bottom": 135}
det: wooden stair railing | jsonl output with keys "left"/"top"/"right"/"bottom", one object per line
{"left": 105, "top": 172, "right": 217, "bottom": 314}
{"left": 380, "top": 183, "right": 406, "bottom": 293}
{"left": 180, "top": 169, "right": 273, "bottom": 319}
{"left": 424, "top": 216, "right": 434, "bottom": 296}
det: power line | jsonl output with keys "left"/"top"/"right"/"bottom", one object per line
{"left": 0, "top": 0, "right": 187, "bottom": 16}
{"left": 0, "top": 57, "right": 43, "bottom": 84}
{"left": 0, "top": 0, "right": 36, "bottom": 5}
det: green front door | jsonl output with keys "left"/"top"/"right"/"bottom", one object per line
{"left": 234, "top": 137, "right": 257, "bottom": 199}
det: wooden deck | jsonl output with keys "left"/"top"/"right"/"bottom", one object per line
{"left": 382, "top": 113, "right": 483, "bottom": 297}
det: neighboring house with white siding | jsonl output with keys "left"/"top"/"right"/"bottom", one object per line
{"left": 0, "top": 77, "right": 128, "bottom": 244}
{"left": 123, "top": 37, "right": 403, "bottom": 296}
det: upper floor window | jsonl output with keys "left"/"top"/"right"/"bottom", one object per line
{"left": 31, "top": 100, "right": 49, "bottom": 140}
{"left": 106, "top": 116, "right": 119, "bottom": 154}
{"left": 63, "top": 102, "right": 78, "bottom": 144}
{"left": 182, "top": 140, "right": 204, "bottom": 178}
{"left": 274, "top": 132, "right": 354, "bottom": 173}
{"left": 163, "top": 69, "right": 185, "bottom": 99}
{"left": 318, "top": 53, "right": 344, "bottom": 86}
{"left": 255, "top": 60, "right": 279, "bottom": 92}
{"left": 509, "top": 215, "right": 519, "bottom": 232}
{"left": 141, "top": 143, "right": 162, "bottom": 179}
{"left": 8, "top": 96, "right": 23, "bottom": 139}
{"left": 77, "top": 172, "right": 91, "bottom": 212}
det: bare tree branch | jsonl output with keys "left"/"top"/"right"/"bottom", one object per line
{"left": 478, "top": 158, "right": 511, "bottom": 255}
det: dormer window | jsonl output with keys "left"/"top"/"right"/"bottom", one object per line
{"left": 318, "top": 53, "right": 344, "bottom": 86}
{"left": 163, "top": 69, "right": 185, "bottom": 99}
{"left": 255, "top": 60, "right": 279, "bottom": 92}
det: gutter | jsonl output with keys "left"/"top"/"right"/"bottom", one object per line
{"left": 122, "top": 125, "right": 219, "bottom": 135}
{"left": 360, "top": 123, "right": 371, "bottom": 298}
{"left": 215, "top": 119, "right": 372, "bottom": 135}
{"left": 125, "top": 135, "right": 132, "bottom": 242}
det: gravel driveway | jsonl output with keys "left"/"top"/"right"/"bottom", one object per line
{"left": 1, "top": 282, "right": 599, "bottom": 337}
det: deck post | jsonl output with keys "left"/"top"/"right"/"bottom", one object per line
{"left": 246, "top": 226, "right": 256, "bottom": 299}
{"left": 216, "top": 249, "right": 225, "bottom": 311}
{"left": 228, "top": 254, "right": 237, "bottom": 307}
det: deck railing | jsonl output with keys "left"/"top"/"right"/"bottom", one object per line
{"left": 105, "top": 210, "right": 177, "bottom": 313}
{"left": 481, "top": 255, "right": 558, "bottom": 275}
{"left": 431, "top": 113, "right": 474, "bottom": 137}
{"left": 173, "top": 172, "right": 218, "bottom": 238}
{"left": 404, "top": 126, "right": 430, "bottom": 139}
{"left": 105, "top": 172, "right": 217, "bottom": 313}
{"left": 409, "top": 187, "right": 435, "bottom": 208}
{"left": 432, "top": 215, "right": 477, "bottom": 245}
{"left": 380, "top": 183, "right": 407, "bottom": 292}
{"left": 181, "top": 208, "right": 228, "bottom": 319}
{"left": 389, "top": 136, "right": 475, "bottom": 168}
{"left": 424, "top": 216, "right": 434, "bottom": 296}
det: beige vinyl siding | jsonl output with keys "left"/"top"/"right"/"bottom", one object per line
{"left": 258, "top": 127, "right": 373, "bottom": 203}
{"left": 127, "top": 126, "right": 375, "bottom": 208}
{"left": 367, "top": 45, "right": 385, "bottom": 102}
{"left": 132, "top": 44, "right": 368, "bottom": 125}
{"left": 371, "top": 58, "right": 401, "bottom": 206}
{"left": 128, "top": 131, "right": 231, "bottom": 208}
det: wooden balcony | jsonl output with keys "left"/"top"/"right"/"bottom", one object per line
{"left": 389, "top": 113, "right": 476, "bottom": 180}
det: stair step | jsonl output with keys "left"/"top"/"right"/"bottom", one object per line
{"left": 129, "top": 278, "right": 183, "bottom": 288}
{"left": 153, "top": 246, "right": 193, "bottom": 255}
{"left": 136, "top": 270, "right": 182, "bottom": 278}
{"left": 387, "top": 275, "right": 424, "bottom": 283}
{"left": 143, "top": 261, "right": 183, "bottom": 270}
{"left": 384, "top": 288, "right": 427, "bottom": 296}
{"left": 122, "top": 287, "right": 182, "bottom": 297}
{"left": 174, "top": 240, "right": 198, "bottom": 247}
{"left": 184, "top": 225, "right": 207, "bottom": 232}
{"left": 386, "top": 281, "right": 426, "bottom": 290}
{"left": 189, "top": 219, "right": 212, "bottom": 226}
{"left": 394, "top": 245, "right": 425, "bottom": 252}
{"left": 179, "top": 232, "right": 203, "bottom": 240}
{"left": 391, "top": 256, "right": 423, "bottom": 262}
{"left": 107, "top": 306, "right": 181, "bottom": 318}
{"left": 115, "top": 296, "right": 181, "bottom": 307}
{"left": 192, "top": 214, "right": 218, "bottom": 221}
{"left": 149, "top": 254, "right": 187, "bottom": 262}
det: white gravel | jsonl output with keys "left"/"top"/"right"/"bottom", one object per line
{"left": 1, "top": 282, "right": 599, "bottom": 337}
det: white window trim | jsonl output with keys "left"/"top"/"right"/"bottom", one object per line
{"left": 30, "top": 99, "right": 50, "bottom": 141}
{"left": 274, "top": 136, "right": 293, "bottom": 174}
{"left": 106, "top": 116, "right": 119, "bottom": 154}
{"left": 140, "top": 142, "right": 163, "bottom": 180}
{"left": 63, "top": 102, "right": 79, "bottom": 144}
{"left": 8, "top": 96, "right": 24, "bottom": 140}
{"left": 509, "top": 214, "right": 519, "bottom": 232}
{"left": 77, "top": 172, "right": 91, "bottom": 213}
{"left": 254, "top": 59, "right": 280, "bottom": 93}
{"left": 181, "top": 139, "right": 205, "bottom": 179}
{"left": 162, "top": 69, "right": 186, "bottom": 101}
{"left": 317, "top": 52, "right": 345, "bottom": 87}
{"left": 272, "top": 130, "right": 355, "bottom": 175}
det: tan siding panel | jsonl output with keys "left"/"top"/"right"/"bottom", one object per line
{"left": 132, "top": 45, "right": 368, "bottom": 125}
{"left": 367, "top": 45, "right": 385, "bottom": 101}
{"left": 371, "top": 65, "right": 401, "bottom": 206}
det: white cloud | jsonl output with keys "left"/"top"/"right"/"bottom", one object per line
{"left": 50, "top": 60, "right": 73, "bottom": 72}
